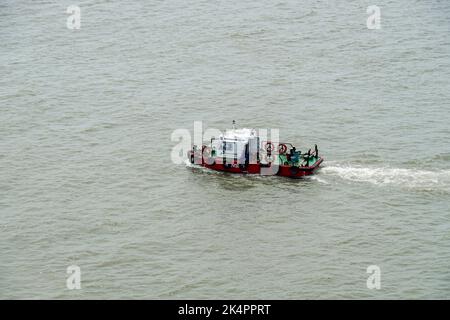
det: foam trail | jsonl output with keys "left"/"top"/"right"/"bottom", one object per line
{"left": 308, "top": 175, "right": 330, "bottom": 184}
{"left": 184, "top": 158, "right": 224, "bottom": 175}
{"left": 320, "top": 164, "right": 450, "bottom": 191}
{"left": 185, "top": 159, "right": 450, "bottom": 191}
{"left": 184, "top": 159, "right": 195, "bottom": 167}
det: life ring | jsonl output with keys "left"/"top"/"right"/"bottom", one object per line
{"left": 278, "top": 144, "right": 287, "bottom": 154}
{"left": 202, "top": 146, "right": 211, "bottom": 156}
{"left": 263, "top": 141, "right": 274, "bottom": 152}
{"left": 289, "top": 166, "right": 299, "bottom": 176}
{"left": 201, "top": 147, "right": 213, "bottom": 164}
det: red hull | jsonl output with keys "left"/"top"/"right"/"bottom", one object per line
{"left": 188, "top": 152, "right": 323, "bottom": 178}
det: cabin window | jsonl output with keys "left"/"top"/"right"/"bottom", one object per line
{"left": 223, "top": 142, "right": 235, "bottom": 152}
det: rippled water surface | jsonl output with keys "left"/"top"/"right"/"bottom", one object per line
{"left": 1, "top": 0, "right": 449, "bottom": 299}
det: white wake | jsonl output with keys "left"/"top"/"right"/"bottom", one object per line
{"left": 320, "top": 164, "right": 450, "bottom": 191}
{"left": 185, "top": 158, "right": 450, "bottom": 192}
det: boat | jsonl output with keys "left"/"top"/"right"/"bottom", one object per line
{"left": 187, "top": 122, "right": 323, "bottom": 178}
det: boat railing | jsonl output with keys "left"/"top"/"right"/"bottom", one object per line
{"left": 260, "top": 142, "right": 320, "bottom": 163}
{"left": 260, "top": 141, "right": 294, "bottom": 151}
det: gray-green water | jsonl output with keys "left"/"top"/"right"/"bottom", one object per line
{"left": 1, "top": 0, "right": 449, "bottom": 299}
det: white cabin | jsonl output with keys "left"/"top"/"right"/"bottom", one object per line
{"left": 211, "top": 128, "right": 259, "bottom": 163}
